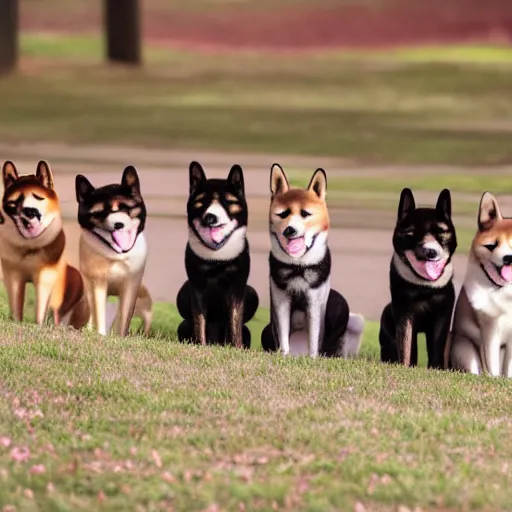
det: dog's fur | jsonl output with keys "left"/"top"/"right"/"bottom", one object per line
{"left": 0, "top": 160, "right": 89, "bottom": 328}
{"left": 179, "top": 161, "right": 256, "bottom": 348}
{"left": 76, "top": 166, "right": 152, "bottom": 336}
{"left": 266, "top": 163, "right": 364, "bottom": 357}
{"left": 379, "top": 188, "right": 457, "bottom": 368}
{"left": 450, "top": 192, "right": 512, "bottom": 377}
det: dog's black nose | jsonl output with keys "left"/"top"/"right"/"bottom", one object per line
{"left": 114, "top": 222, "right": 124, "bottom": 230}
{"left": 283, "top": 226, "right": 297, "bottom": 239}
{"left": 424, "top": 248, "right": 439, "bottom": 260}
{"left": 22, "top": 207, "right": 40, "bottom": 220}
{"left": 202, "top": 213, "right": 218, "bottom": 227}
{"left": 503, "top": 255, "right": 512, "bottom": 265}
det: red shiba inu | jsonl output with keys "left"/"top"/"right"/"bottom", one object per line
{"left": 450, "top": 192, "right": 512, "bottom": 376}
{"left": 0, "top": 160, "right": 89, "bottom": 328}
{"left": 261, "top": 163, "right": 364, "bottom": 358}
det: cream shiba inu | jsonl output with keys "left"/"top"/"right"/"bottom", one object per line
{"left": 0, "top": 160, "right": 89, "bottom": 328}
{"left": 76, "top": 166, "right": 152, "bottom": 337}
{"left": 450, "top": 192, "right": 512, "bottom": 377}
{"left": 261, "top": 163, "right": 364, "bottom": 358}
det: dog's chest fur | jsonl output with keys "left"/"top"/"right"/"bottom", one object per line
{"left": 185, "top": 241, "right": 250, "bottom": 297}
{"left": 270, "top": 249, "right": 330, "bottom": 299}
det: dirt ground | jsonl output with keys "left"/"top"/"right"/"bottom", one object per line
{"left": 21, "top": 0, "right": 512, "bottom": 50}
{"left": 0, "top": 143, "right": 471, "bottom": 322}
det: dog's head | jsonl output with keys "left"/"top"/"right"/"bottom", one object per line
{"left": 471, "top": 192, "right": 512, "bottom": 287}
{"left": 393, "top": 188, "right": 457, "bottom": 283}
{"left": 76, "top": 166, "right": 146, "bottom": 254}
{"left": 2, "top": 160, "right": 60, "bottom": 239}
{"left": 187, "top": 161, "right": 247, "bottom": 251}
{"left": 269, "top": 164, "right": 329, "bottom": 262}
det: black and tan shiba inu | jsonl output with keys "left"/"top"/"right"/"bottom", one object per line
{"left": 0, "top": 160, "right": 90, "bottom": 328}
{"left": 379, "top": 188, "right": 457, "bottom": 368}
{"left": 450, "top": 192, "right": 512, "bottom": 377}
{"left": 176, "top": 161, "right": 259, "bottom": 348}
{"left": 76, "top": 166, "right": 152, "bottom": 337}
{"left": 261, "top": 163, "right": 364, "bottom": 357}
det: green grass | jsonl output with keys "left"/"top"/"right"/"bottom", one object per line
{"left": 0, "top": 284, "right": 510, "bottom": 510}
{"left": 2, "top": 34, "right": 512, "bottom": 165}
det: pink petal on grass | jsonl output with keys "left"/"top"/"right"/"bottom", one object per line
{"left": 10, "top": 446, "right": 30, "bottom": 463}
{"left": 30, "top": 464, "right": 46, "bottom": 475}
{"left": 151, "top": 449, "right": 162, "bottom": 468}
{"left": 0, "top": 436, "right": 12, "bottom": 448}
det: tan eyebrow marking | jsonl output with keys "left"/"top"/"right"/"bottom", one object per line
{"left": 130, "top": 207, "right": 142, "bottom": 217}
{"left": 229, "top": 204, "right": 242, "bottom": 214}
{"left": 89, "top": 203, "right": 105, "bottom": 214}
{"left": 225, "top": 193, "right": 239, "bottom": 202}
{"left": 195, "top": 193, "right": 205, "bottom": 200}
{"left": 438, "top": 222, "right": 449, "bottom": 231}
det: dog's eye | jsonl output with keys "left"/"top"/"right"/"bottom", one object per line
{"left": 300, "top": 209, "right": 312, "bottom": 218}
{"left": 276, "top": 209, "right": 290, "bottom": 219}
{"left": 32, "top": 193, "right": 45, "bottom": 201}
{"left": 5, "top": 201, "right": 16, "bottom": 210}
{"left": 483, "top": 241, "right": 498, "bottom": 252}
{"left": 403, "top": 230, "right": 415, "bottom": 237}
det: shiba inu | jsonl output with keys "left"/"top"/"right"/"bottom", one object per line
{"left": 450, "top": 192, "right": 512, "bottom": 377}
{"left": 379, "top": 188, "right": 457, "bottom": 368}
{"left": 0, "top": 160, "right": 89, "bottom": 328}
{"left": 76, "top": 166, "right": 152, "bottom": 337}
{"left": 261, "top": 163, "right": 364, "bottom": 358}
{"left": 176, "top": 161, "right": 259, "bottom": 348}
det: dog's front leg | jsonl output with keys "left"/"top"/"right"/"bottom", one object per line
{"left": 227, "top": 295, "right": 244, "bottom": 348}
{"left": 270, "top": 280, "right": 291, "bottom": 355}
{"left": 502, "top": 342, "right": 512, "bottom": 378}
{"left": 117, "top": 275, "right": 143, "bottom": 337}
{"left": 426, "top": 313, "right": 451, "bottom": 369}
{"left": 35, "top": 267, "right": 58, "bottom": 325}
{"left": 2, "top": 261, "right": 25, "bottom": 322}
{"left": 88, "top": 280, "right": 108, "bottom": 335}
{"left": 190, "top": 287, "right": 207, "bottom": 345}
{"left": 396, "top": 316, "right": 414, "bottom": 366}
{"left": 479, "top": 322, "right": 501, "bottom": 377}
{"left": 306, "top": 291, "right": 327, "bottom": 358}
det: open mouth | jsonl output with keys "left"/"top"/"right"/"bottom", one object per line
{"left": 92, "top": 226, "right": 139, "bottom": 253}
{"left": 481, "top": 261, "right": 512, "bottom": 286}
{"left": 405, "top": 250, "right": 447, "bottom": 281}
{"left": 14, "top": 217, "right": 48, "bottom": 239}
{"left": 193, "top": 218, "right": 238, "bottom": 250}
{"left": 281, "top": 235, "right": 306, "bottom": 257}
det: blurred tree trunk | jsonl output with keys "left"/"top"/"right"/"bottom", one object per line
{"left": 104, "top": 0, "right": 142, "bottom": 65}
{"left": 0, "top": 0, "right": 18, "bottom": 74}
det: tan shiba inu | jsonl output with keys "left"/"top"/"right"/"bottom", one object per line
{"left": 261, "top": 163, "right": 364, "bottom": 358}
{"left": 450, "top": 192, "right": 512, "bottom": 377}
{"left": 0, "top": 160, "right": 89, "bottom": 328}
{"left": 75, "top": 166, "right": 152, "bottom": 337}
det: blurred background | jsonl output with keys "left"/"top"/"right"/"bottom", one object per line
{"left": 1, "top": 0, "right": 512, "bottom": 321}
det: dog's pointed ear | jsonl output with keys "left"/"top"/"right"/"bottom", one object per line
{"left": 227, "top": 164, "right": 245, "bottom": 196}
{"left": 75, "top": 174, "right": 95, "bottom": 203}
{"left": 478, "top": 191, "right": 502, "bottom": 230}
{"left": 307, "top": 168, "right": 327, "bottom": 201}
{"left": 397, "top": 188, "right": 415, "bottom": 223}
{"left": 36, "top": 160, "right": 55, "bottom": 190}
{"left": 3, "top": 161, "right": 19, "bottom": 190}
{"left": 189, "top": 161, "right": 206, "bottom": 195}
{"left": 436, "top": 188, "right": 452, "bottom": 220}
{"left": 122, "top": 165, "right": 141, "bottom": 196}
{"left": 270, "top": 163, "right": 289, "bottom": 197}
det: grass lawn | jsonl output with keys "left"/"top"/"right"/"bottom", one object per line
{"left": 0, "top": 285, "right": 511, "bottom": 510}
{"left": 1, "top": 34, "right": 512, "bottom": 165}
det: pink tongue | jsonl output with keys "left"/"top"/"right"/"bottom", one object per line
{"left": 210, "top": 226, "right": 224, "bottom": 244}
{"left": 112, "top": 229, "right": 136, "bottom": 252}
{"left": 287, "top": 237, "right": 305, "bottom": 256}
{"left": 425, "top": 260, "right": 445, "bottom": 280}
{"left": 500, "top": 265, "right": 512, "bottom": 282}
